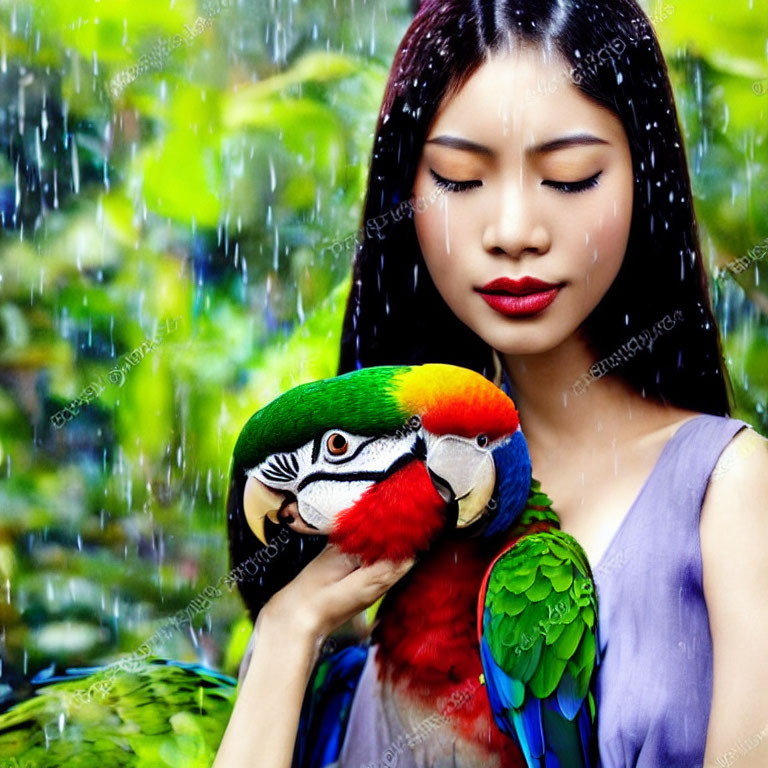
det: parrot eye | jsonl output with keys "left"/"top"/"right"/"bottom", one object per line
{"left": 326, "top": 432, "right": 349, "bottom": 455}
{"left": 476, "top": 434, "right": 489, "bottom": 448}
{"left": 316, "top": 430, "right": 377, "bottom": 465}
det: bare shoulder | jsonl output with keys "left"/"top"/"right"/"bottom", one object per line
{"left": 701, "top": 424, "right": 768, "bottom": 549}
{"left": 699, "top": 420, "right": 768, "bottom": 607}
{"left": 709, "top": 423, "right": 768, "bottom": 481}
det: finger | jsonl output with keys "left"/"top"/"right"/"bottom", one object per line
{"left": 295, "top": 543, "right": 362, "bottom": 585}
{"left": 360, "top": 556, "right": 416, "bottom": 580}
{"left": 281, "top": 553, "right": 417, "bottom": 636}
{"left": 317, "top": 543, "right": 362, "bottom": 570}
{"left": 336, "top": 556, "right": 417, "bottom": 599}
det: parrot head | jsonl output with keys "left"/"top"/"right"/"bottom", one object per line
{"left": 227, "top": 364, "right": 531, "bottom": 566}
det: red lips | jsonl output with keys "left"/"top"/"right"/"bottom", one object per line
{"left": 476, "top": 276, "right": 565, "bottom": 317}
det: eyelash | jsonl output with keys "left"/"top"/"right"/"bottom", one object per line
{"left": 543, "top": 172, "right": 602, "bottom": 193}
{"left": 429, "top": 169, "right": 482, "bottom": 193}
{"left": 428, "top": 169, "right": 603, "bottom": 194}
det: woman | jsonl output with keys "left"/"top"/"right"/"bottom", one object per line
{"left": 215, "top": 1, "right": 768, "bottom": 766}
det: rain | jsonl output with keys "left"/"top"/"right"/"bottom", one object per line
{"left": 0, "top": 0, "right": 766, "bottom": 765}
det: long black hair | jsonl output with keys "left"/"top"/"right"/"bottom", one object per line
{"left": 338, "top": 0, "right": 733, "bottom": 416}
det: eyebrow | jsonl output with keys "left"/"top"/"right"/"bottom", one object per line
{"left": 424, "top": 133, "right": 609, "bottom": 157}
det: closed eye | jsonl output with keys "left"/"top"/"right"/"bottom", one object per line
{"left": 429, "top": 168, "right": 482, "bottom": 193}
{"left": 542, "top": 171, "right": 602, "bottom": 193}
{"left": 429, "top": 169, "right": 602, "bottom": 194}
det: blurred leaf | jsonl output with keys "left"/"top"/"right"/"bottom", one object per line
{"left": 655, "top": 0, "right": 768, "bottom": 76}
{"left": 138, "top": 86, "right": 223, "bottom": 226}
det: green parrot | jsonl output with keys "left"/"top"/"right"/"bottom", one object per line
{"left": 0, "top": 660, "right": 235, "bottom": 768}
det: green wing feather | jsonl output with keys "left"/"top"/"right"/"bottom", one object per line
{"left": 480, "top": 485, "right": 599, "bottom": 767}
{"left": 485, "top": 532, "right": 597, "bottom": 697}
{"left": 0, "top": 660, "right": 236, "bottom": 768}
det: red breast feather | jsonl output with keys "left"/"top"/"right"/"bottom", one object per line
{"left": 372, "top": 537, "right": 527, "bottom": 765}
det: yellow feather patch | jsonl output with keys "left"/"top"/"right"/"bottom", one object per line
{"left": 395, "top": 364, "right": 491, "bottom": 413}
{"left": 395, "top": 364, "right": 519, "bottom": 440}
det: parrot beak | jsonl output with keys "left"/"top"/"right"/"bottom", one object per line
{"left": 426, "top": 435, "right": 496, "bottom": 528}
{"left": 243, "top": 474, "right": 285, "bottom": 545}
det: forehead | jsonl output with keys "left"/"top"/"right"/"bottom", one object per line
{"left": 426, "top": 46, "right": 626, "bottom": 151}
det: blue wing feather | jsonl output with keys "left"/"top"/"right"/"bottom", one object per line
{"left": 513, "top": 696, "right": 546, "bottom": 766}
{"left": 479, "top": 636, "right": 518, "bottom": 737}
{"left": 555, "top": 671, "right": 582, "bottom": 721}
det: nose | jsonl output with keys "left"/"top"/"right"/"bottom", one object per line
{"left": 482, "top": 177, "right": 551, "bottom": 258}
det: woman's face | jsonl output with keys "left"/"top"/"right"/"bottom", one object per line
{"left": 412, "top": 46, "right": 635, "bottom": 356}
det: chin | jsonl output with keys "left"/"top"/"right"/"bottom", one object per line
{"left": 501, "top": 333, "right": 590, "bottom": 360}
{"left": 494, "top": 341, "right": 559, "bottom": 357}
{"left": 475, "top": 324, "right": 571, "bottom": 358}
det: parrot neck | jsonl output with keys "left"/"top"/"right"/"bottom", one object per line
{"left": 507, "top": 475, "right": 560, "bottom": 533}
{"left": 364, "top": 478, "right": 560, "bottom": 757}
{"left": 370, "top": 477, "right": 559, "bottom": 681}
{"left": 370, "top": 535, "right": 527, "bottom": 762}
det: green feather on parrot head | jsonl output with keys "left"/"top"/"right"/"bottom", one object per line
{"left": 228, "top": 364, "right": 532, "bottom": 565}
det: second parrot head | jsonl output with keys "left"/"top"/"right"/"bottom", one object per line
{"left": 230, "top": 364, "right": 531, "bottom": 564}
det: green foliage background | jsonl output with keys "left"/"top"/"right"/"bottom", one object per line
{"left": 0, "top": 0, "right": 765, "bottom": 690}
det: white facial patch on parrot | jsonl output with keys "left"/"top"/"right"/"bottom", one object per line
{"left": 249, "top": 428, "right": 421, "bottom": 534}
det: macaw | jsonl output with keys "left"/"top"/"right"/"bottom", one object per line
{"left": 227, "top": 363, "right": 599, "bottom": 768}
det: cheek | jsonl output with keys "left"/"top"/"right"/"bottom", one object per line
{"left": 413, "top": 203, "right": 471, "bottom": 305}
{"left": 577, "top": 188, "right": 633, "bottom": 286}
{"left": 413, "top": 183, "right": 479, "bottom": 274}
{"left": 414, "top": 195, "right": 449, "bottom": 263}
{"left": 414, "top": 205, "right": 447, "bottom": 266}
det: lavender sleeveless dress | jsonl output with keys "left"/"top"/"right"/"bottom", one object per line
{"left": 337, "top": 413, "right": 750, "bottom": 768}
{"left": 592, "top": 413, "right": 748, "bottom": 767}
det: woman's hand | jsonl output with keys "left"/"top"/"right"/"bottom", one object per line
{"left": 257, "top": 541, "right": 417, "bottom": 659}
